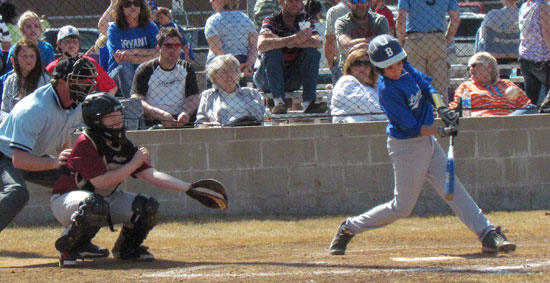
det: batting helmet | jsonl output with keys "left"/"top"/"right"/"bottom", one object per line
{"left": 368, "top": 34, "right": 407, "bottom": 69}
{"left": 82, "top": 93, "right": 127, "bottom": 145}
{"left": 53, "top": 56, "right": 98, "bottom": 104}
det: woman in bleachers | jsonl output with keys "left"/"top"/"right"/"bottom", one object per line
{"left": 204, "top": 0, "right": 258, "bottom": 85}
{"left": 196, "top": 54, "right": 264, "bottom": 127}
{"left": 106, "top": 0, "right": 159, "bottom": 97}
{"left": 330, "top": 48, "right": 387, "bottom": 123}
{"left": 450, "top": 52, "right": 537, "bottom": 117}
{"left": 4, "top": 10, "right": 55, "bottom": 73}
{"left": 1, "top": 40, "right": 49, "bottom": 123}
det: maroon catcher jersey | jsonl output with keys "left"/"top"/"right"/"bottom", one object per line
{"left": 52, "top": 131, "right": 151, "bottom": 196}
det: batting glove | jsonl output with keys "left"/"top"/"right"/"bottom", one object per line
{"left": 438, "top": 107, "right": 459, "bottom": 126}
{"left": 438, "top": 125, "right": 458, "bottom": 138}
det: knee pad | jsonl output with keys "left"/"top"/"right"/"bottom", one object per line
{"left": 131, "top": 194, "right": 159, "bottom": 229}
{"left": 73, "top": 193, "right": 110, "bottom": 228}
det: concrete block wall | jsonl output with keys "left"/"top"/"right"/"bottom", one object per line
{"left": 14, "top": 115, "right": 550, "bottom": 224}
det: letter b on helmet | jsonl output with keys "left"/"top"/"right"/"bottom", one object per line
{"left": 368, "top": 34, "right": 407, "bottom": 69}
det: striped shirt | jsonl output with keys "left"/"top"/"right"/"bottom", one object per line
{"left": 449, "top": 80, "right": 532, "bottom": 117}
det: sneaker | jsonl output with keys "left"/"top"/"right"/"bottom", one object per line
{"left": 113, "top": 245, "right": 155, "bottom": 261}
{"left": 329, "top": 221, "right": 355, "bottom": 255}
{"left": 77, "top": 242, "right": 110, "bottom": 259}
{"left": 482, "top": 226, "right": 516, "bottom": 253}
{"left": 272, "top": 104, "right": 288, "bottom": 114}
{"left": 58, "top": 251, "right": 78, "bottom": 268}
{"left": 304, "top": 102, "right": 328, "bottom": 113}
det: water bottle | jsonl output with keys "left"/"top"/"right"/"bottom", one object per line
{"left": 462, "top": 88, "right": 471, "bottom": 118}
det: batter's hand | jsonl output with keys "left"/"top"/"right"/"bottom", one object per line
{"left": 438, "top": 107, "right": 459, "bottom": 126}
{"left": 58, "top": 148, "right": 72, "bottom": 167}
{"left": 438, "top": 125, "right": 458, "bottom": 137}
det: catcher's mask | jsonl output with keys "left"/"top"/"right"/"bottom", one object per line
{"left": 53, "top": 56, "right": 98, "bottom": 105}
{"left": 82, "top": 93, "right": 128, "bottom": 145}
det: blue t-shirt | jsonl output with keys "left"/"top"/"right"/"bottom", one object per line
{"left": 378, "top": 62, "right": 437, "bottom": 139}
{"left": 156, "top": 22, "right": 195, "bottom": 61}
{"left": 205, "top": 11, "right": 257, "bottom": 64}
{"left": 0, "top": 84, "right": 82, "bottom": 158}
{"left": 106, "top": 22, "right": 159, "bottom": 72}
{"left": 398, "top": 0, "right": 459, "bottom": 32}
{"left": 4, "top": 40, "right": 55, "bottom": 73}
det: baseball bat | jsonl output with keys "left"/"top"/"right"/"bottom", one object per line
{"left": 444, "top": 135, "right": 455, "bottom": 201}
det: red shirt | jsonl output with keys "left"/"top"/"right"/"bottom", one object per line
{"left": 53, "top": 133, "right": 151, "bottom": 195}
{"left": 46, "top": 55, "right": 117, "bottom": 93}
{"left": 375, "top": 6, "right": 395, "bottom": 30}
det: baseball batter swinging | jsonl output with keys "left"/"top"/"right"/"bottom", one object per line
{"left": 50, "top": 93, "right": 224, "bottom": 267}
{"left": 329, "top": 35, "right": 516, "bottom": 255}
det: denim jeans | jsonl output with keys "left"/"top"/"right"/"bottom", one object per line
{"left": 519, "top": 58, "right": 550, "bottom": 105}
{"left": 0, "top": 157, "right": 61, "bottom": 232}
{"left": 254, "top": 48, "right": 320, "bottom": 102}
{"left": 109, "top": 61, "right": 138, "bottom": 98}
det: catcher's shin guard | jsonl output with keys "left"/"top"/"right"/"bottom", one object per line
{"left": 112, "top": 194, "right": 159, "bottom": 261}
{"left": 55, "top": 194, "right": 110, "bottom": 258}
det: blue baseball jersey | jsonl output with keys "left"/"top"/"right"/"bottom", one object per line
{"left": 378, "top": 62, "right": 437, "bottom": 139}
{"left": 106, "top": 22, "right": 159, "bottom": 72}
{"left": 0, "top": 84, "right": 83, "bottom": 158}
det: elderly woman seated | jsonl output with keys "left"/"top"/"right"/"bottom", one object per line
{"left": 195, "top": 54, "right": 265, "bottom": 127}
{"left": 450, "top": 52, "right": 537, "bottom": 117}
{"left": 330, "top": 48, "right": 387, "bottom": 123}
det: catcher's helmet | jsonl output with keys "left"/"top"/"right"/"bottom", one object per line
{"left": 82, "top": 93, "right": 127, "bottom": 144}
{"left": 53, "top": 57, "right": 98, "bottom": 104}
{"left": 368, "top": 34, "right": 407, "bottom": 69}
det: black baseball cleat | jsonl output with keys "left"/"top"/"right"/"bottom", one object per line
{"left": 113, "top": 245, "right": 155, "bottom": 261}
{"left": 58, "top": 251, "right": 78, "bottom": 268}
{"left": 77, "top": 241, "right": 110, "bottom": 259}
{"left": 329, "top": 221, "right": 355, "bottom": 255}
{"left": 482, "top": 226, "right": 516, "bottom": 254}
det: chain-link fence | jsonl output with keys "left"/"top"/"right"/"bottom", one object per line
{"left": 1, "top": 0, "right": 547, "bottom": 129}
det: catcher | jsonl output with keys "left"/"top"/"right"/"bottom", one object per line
{"left": 50, "top": 93, "right": 227, "bottom": 268}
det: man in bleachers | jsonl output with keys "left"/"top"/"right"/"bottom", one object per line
{"left": 46, "top": 25, "right": 117, "bottom": 95}
{"left": 130, "top": 28, "right": 199, "bottom": 128}
{"left": 396, "top": 0, "right": 460, "bottom": 103}
{"left": 254, "top": 0, "right": 326, "bottom": 115}
{"left": 335, "top": 0, "right": 389, "bottom": 73}
{"left": 324, "top": 0, "right": 349, "bottom": 84}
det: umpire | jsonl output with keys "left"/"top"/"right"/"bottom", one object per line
{"left": 0, "top": 57, "right": 97, "bottom": 232}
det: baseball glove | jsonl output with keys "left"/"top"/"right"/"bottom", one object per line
{"left": 186, "top": 179, "right": 228, "bottom": 210}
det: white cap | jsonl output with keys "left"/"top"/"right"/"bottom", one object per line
{"left": 57, "top": 25, "right": 80, "bottom": 42}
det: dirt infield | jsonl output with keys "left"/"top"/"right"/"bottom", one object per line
{"left": 0, "top": 211, "right": 549, "bottom": 282}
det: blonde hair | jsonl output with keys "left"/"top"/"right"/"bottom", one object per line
{"left": 17, "top": 10, "right": 40, "bottom": 31}
{"left": 343, "top": 48, "right": 378, "bottom": 87}
{"left": 468, "top": 52, "right": 499, "bottom": 83}
{"left": 207, "top": 54, "right": 240, "bottom": 87}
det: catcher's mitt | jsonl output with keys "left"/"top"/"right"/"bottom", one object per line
{"left": 187, "top": 179, "right": 228, "bottom": 210}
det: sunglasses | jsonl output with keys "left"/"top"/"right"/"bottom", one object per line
{"left": 162, "top": 43, "right": 181, "bottom": 49}
{"left": 352, "top": 60, "right": 371, "bottom": 67}
{"left": 122, "top": 0, "right": 141, "bottom": 8}
{"left": 351, "top": 0, "right": 368, "bottom": 4}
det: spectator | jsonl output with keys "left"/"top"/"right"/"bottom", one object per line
{"left": 335, "top": 0, "right": 389, "bottom": 72}
{"left": 254, "top": 0, "right": 326, "bottom": 115}
{"left": 196, "top": 54, "right": 265, "bottom": 127}
{"left": 154, "top": 7, "right": 195, "bottom": 63}
{"left": 5, "top": 10, "right": 55, "bottom": 74}
{"left": 0, "top": 11, "right": 11, "bottom": 51}
{"left": 131, "top": 28, "right": 200, "bottom": 128}
{"left": 46, "top": 26, "right": 118, "bottom": 96}
{"left": 330, "top": 48, "right": 386, "bottom": 123}
{"left": 324, "top": 0, "right": 349, "bottom": 84}
{"left": 518, "top": 0, "right": 550, "bottom": 106}
{"left": 396, "top": 0, "right": 460, "bottom": 102}
{"left": 0, "top": 2, "right": 18, "bottom": 45}
{"left": 106, "top": 0, "right": 159, "bottom": 97}
{"left": 0, "top": 57, "right": 97, "bottom": 233}
{"left": 475, "top": 0, "right": 520, "bottom": 78}
{"left": 371, "top": 0, "right": 395, "bottom": 36}
{"left": 450, "top": 52, "right": 537, "bottom": 117}
{"left": 205, "top": 0, "right": 257, "bottom": 87}
{"left": 1, "top": 40, "right": 49, "bottom": 123}
{"left": 253, "top": 0, "right": 280, "bottom": 30}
